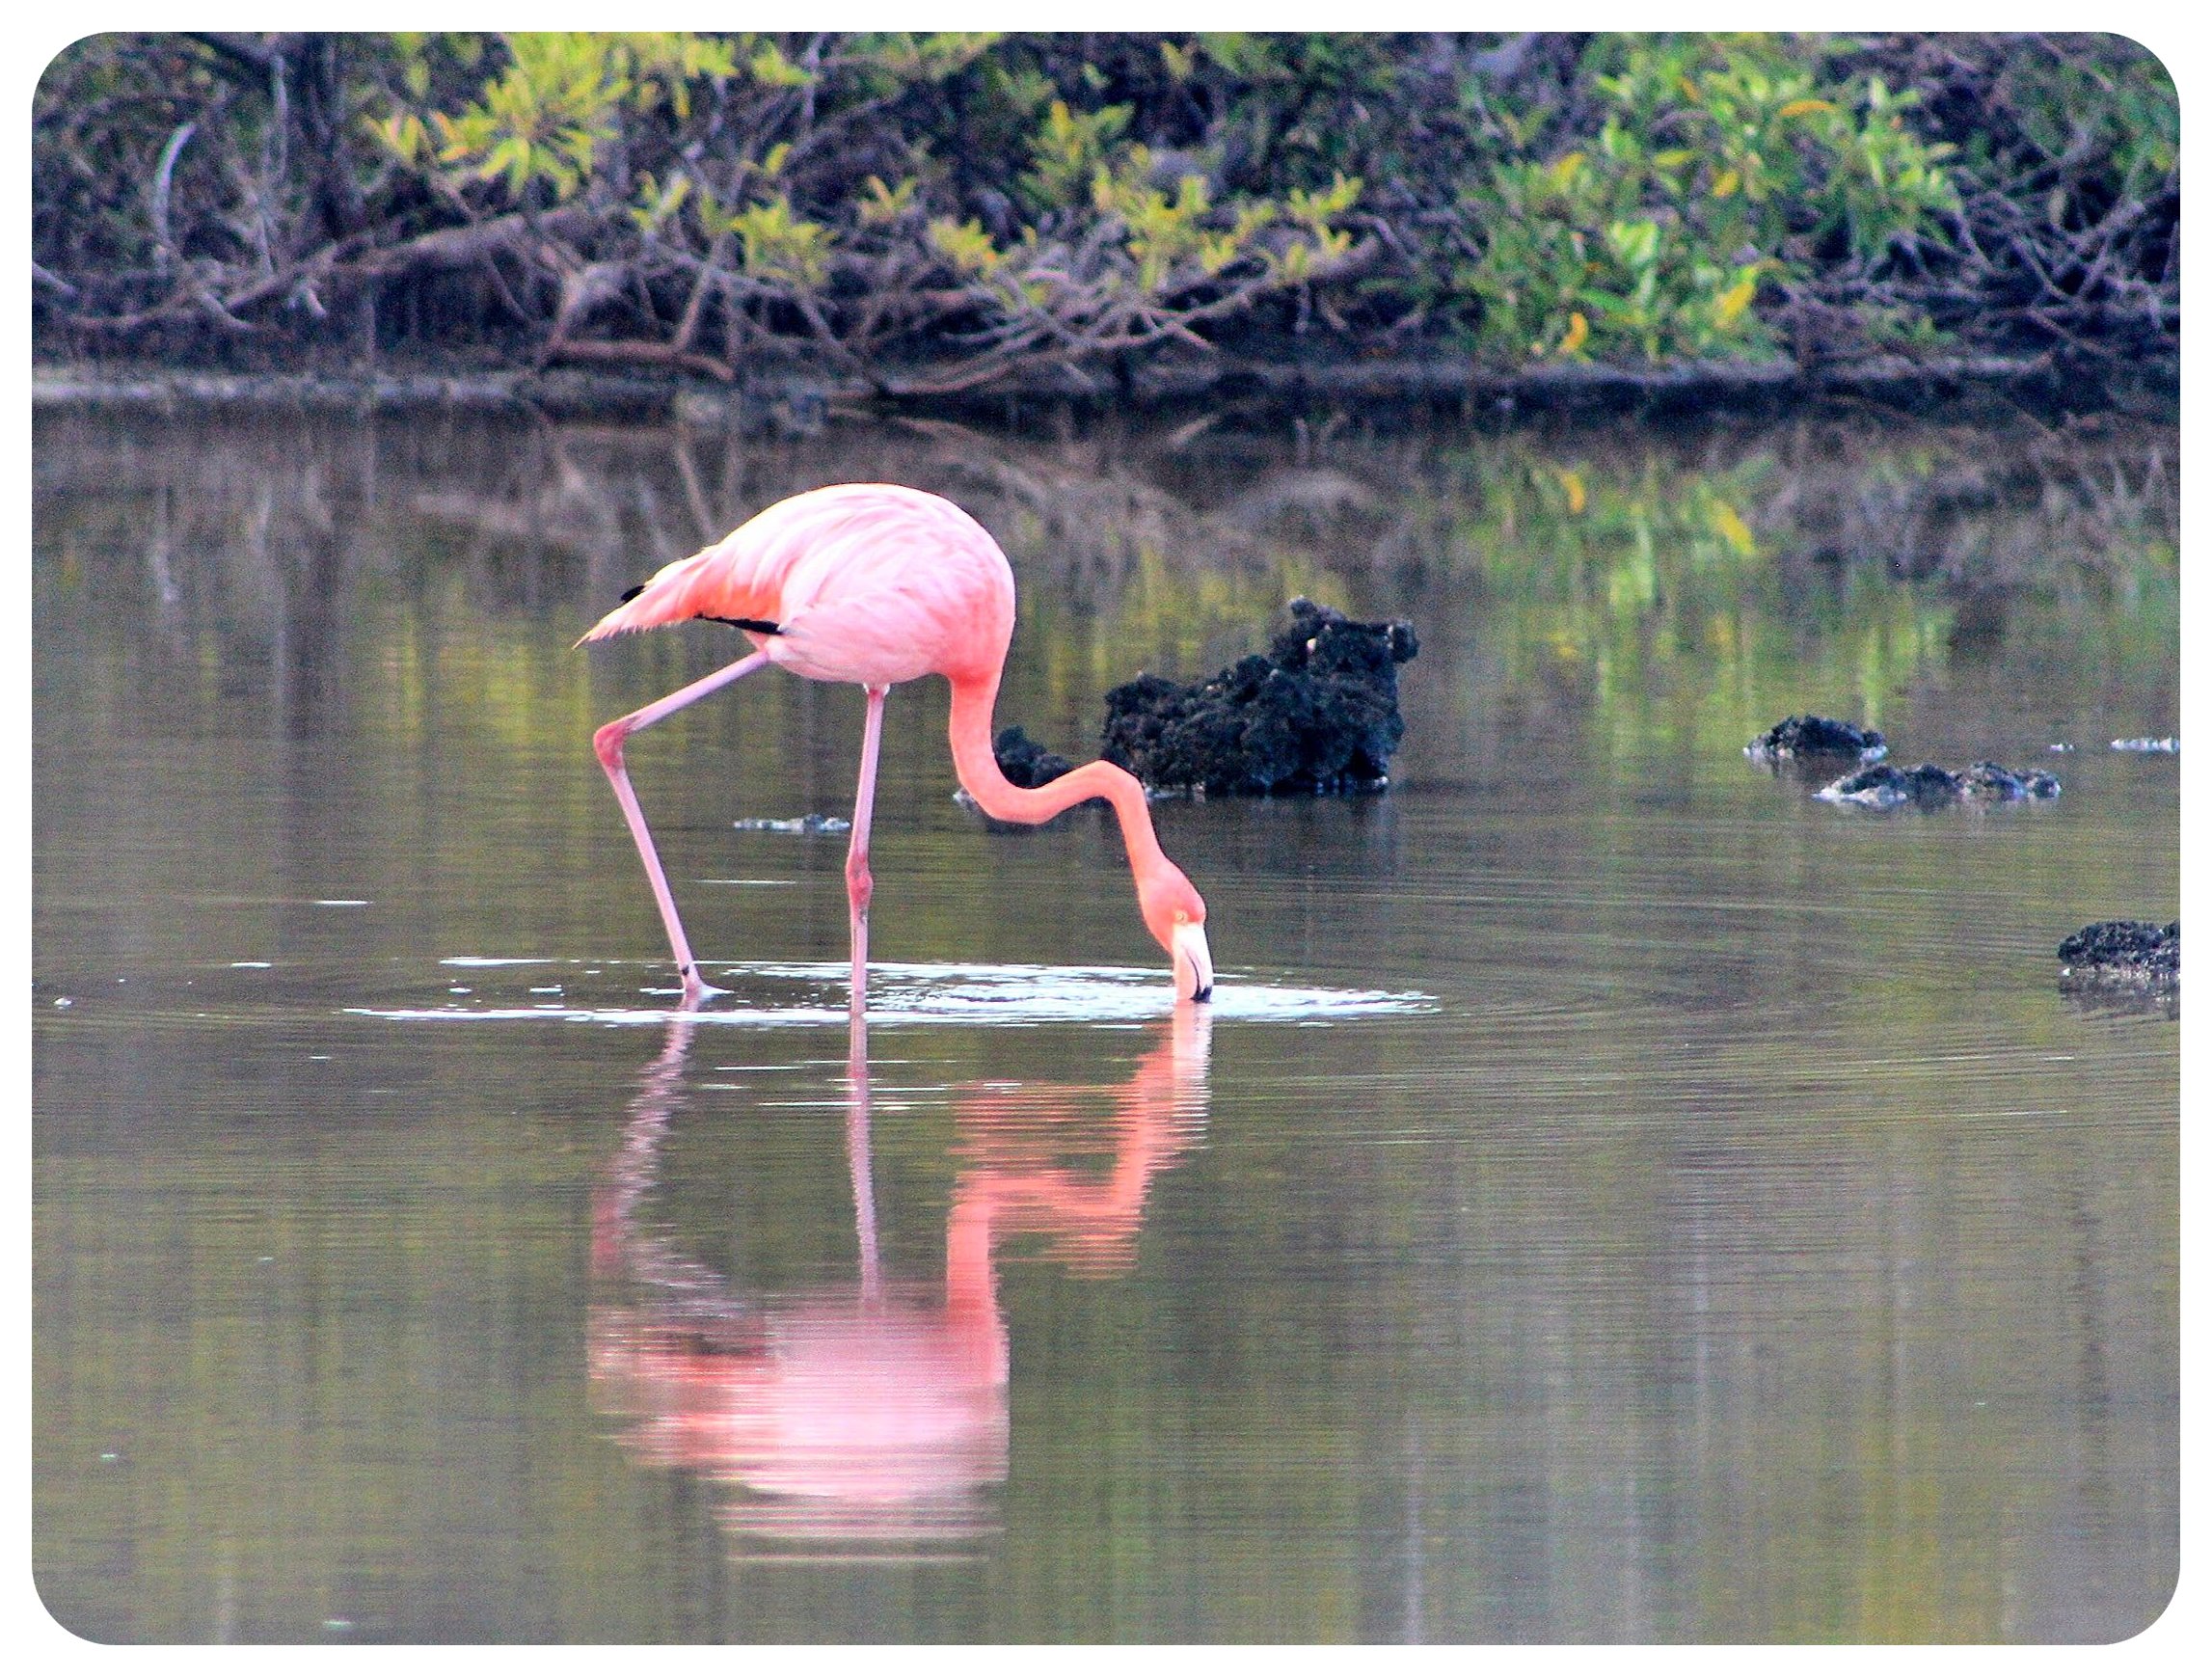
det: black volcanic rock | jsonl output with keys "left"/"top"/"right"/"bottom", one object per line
{"left": 991, "top": 725, "right": 1074, "bottom": 789}
{"left": 1959, "top": 760, "right": 2063, "bottom": 801}
{"left": 1815, "top": 762, "right": 1964, "bottom": 808}
{"left": 1100, "top": 598, "right": 1418, "bottom": 795}
{"left": 1815, "top": 759, "right": 2061, "bottom": 809}
{"left": 960, "top": 724, "right": 1086, "bottom": 830}
{"left": 1746, "top": 714, "right": 1888, "bottom": 763}
{"left": 2058, "top": 919, "right": 2179, "bottom": 987}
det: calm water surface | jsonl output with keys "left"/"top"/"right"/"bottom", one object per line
{"left": 34, "top": 407, "right": 2177, "bottom": 1641}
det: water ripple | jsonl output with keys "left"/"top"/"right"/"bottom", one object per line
{"left": 352, "top": 959, "right": 1434, "bottom": 1028}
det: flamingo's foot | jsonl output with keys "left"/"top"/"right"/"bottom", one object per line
{"left": 678, "top": 968, "right": 729, "bottom": 1011}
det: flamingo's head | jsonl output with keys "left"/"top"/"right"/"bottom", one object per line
{"left": 1138, "top": 864, "right": 1213, "bottom": 1004}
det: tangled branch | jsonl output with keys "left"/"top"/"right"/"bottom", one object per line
{"left": 33, "top": 32, "right": 2177, "bottom": 391}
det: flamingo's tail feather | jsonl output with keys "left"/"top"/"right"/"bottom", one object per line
{"left": 575, "top": 570, "right": 705, "bottom": 647}
{"left": 573, "top": 532, "right": 783, "bottom": 648}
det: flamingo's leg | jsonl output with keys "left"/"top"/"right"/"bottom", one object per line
{"left": 844, "top": 684, "right": 889, "bottom": 1017}
{"left": 592, "top": 649, "right": 772, "bottom": 1004}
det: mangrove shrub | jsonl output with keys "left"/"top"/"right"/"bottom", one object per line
{"left": 32, "top": 32, "right": 2177, "bottom": 389}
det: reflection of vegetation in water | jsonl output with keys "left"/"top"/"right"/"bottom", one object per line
{"left": 1396, "top": 425, "right": 2172, "bottom": 768}
{"left": 1408, "top": 444, "right": 1945, "bottom": 764}
{"left": 34, "top": 411, "right": 2176, "bottom": 784}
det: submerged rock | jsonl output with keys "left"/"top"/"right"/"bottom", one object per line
{"left": 1100, "top": 598, "right": 1418, "bottom": 795}
{"left": 733, "top": 813, "right": 851, "bottom": 833}
{"left": 2058, "top": 920, "right": 2179, "bottom": 989}
{"left": 962, "top": 725, "right": 1085, "bottom": 829}
{"left": 1816, "top": 759, "right": 2060, "bottom": 809}
{"left": 1959, "top": 761, "right": 2064, "bottom": 800}
{"left": 1746, "top": 714, "right": 1888, "bottom": 764}
{"left": 1815, "top": 762, "right": 1964, "bottom": 808}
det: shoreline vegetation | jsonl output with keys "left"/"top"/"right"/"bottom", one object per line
{"left": 35, "top": 33, "right": 2176, "bottom": 423}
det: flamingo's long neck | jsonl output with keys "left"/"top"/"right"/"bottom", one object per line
{"left": 946, "top": 673, "right": 1171, "bottom": 881}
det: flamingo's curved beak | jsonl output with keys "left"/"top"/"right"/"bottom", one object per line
{"left": 1172, "top": 920, "right": 1214, "bottom": 1004}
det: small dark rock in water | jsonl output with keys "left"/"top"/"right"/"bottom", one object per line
{"left": 991, "top": 725, "right": 1074, "bottom": 789}
{"left": 1816, "top": 760, "right": 2060, "bottom": 809}
{"left": 1816, "top": 762, "right": 1962, "bottom": 808}
{"left": 1746, "top": 715, "right": 1887, "bottom": 763}
{"left": 964, "top": 725, "right": 1087, "bottom": 827}
{"left": 733, "top": 813, "right": 850, "bottom": 833}
{"left": 1100, "top": 597, "right": 1418, "bottom": 794}
{"left": 1959, "top": 761, "right": 2063, "bottom": 800}
{"left": 2058, "top": 920, "right": 2179, "bottom": 988}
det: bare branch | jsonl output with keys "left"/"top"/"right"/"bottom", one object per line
{"left": 148, "top": 122, "right": 196, "bottom": 269}
{"left": 541, "top": 338, "right": 735, "bottom": 382}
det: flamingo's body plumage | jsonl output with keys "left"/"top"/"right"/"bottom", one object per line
{"left": 582, "top": 485, "right": 1014, "bottom": 690}
{"left": 580, "top": 484, "right": 1212, "bottom": 1008}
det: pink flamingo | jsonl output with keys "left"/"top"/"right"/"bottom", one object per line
{"left": 578, "top": 483, "right": 1213, "bottom": 1010}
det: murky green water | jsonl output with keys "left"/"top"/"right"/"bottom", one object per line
{"left": 34, "top": 406, "right": 2177, "bottom": 1641}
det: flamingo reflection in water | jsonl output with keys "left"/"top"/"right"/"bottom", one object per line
{"left": 587, "top": 1008, "right": 1211, "bottom": 1558}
